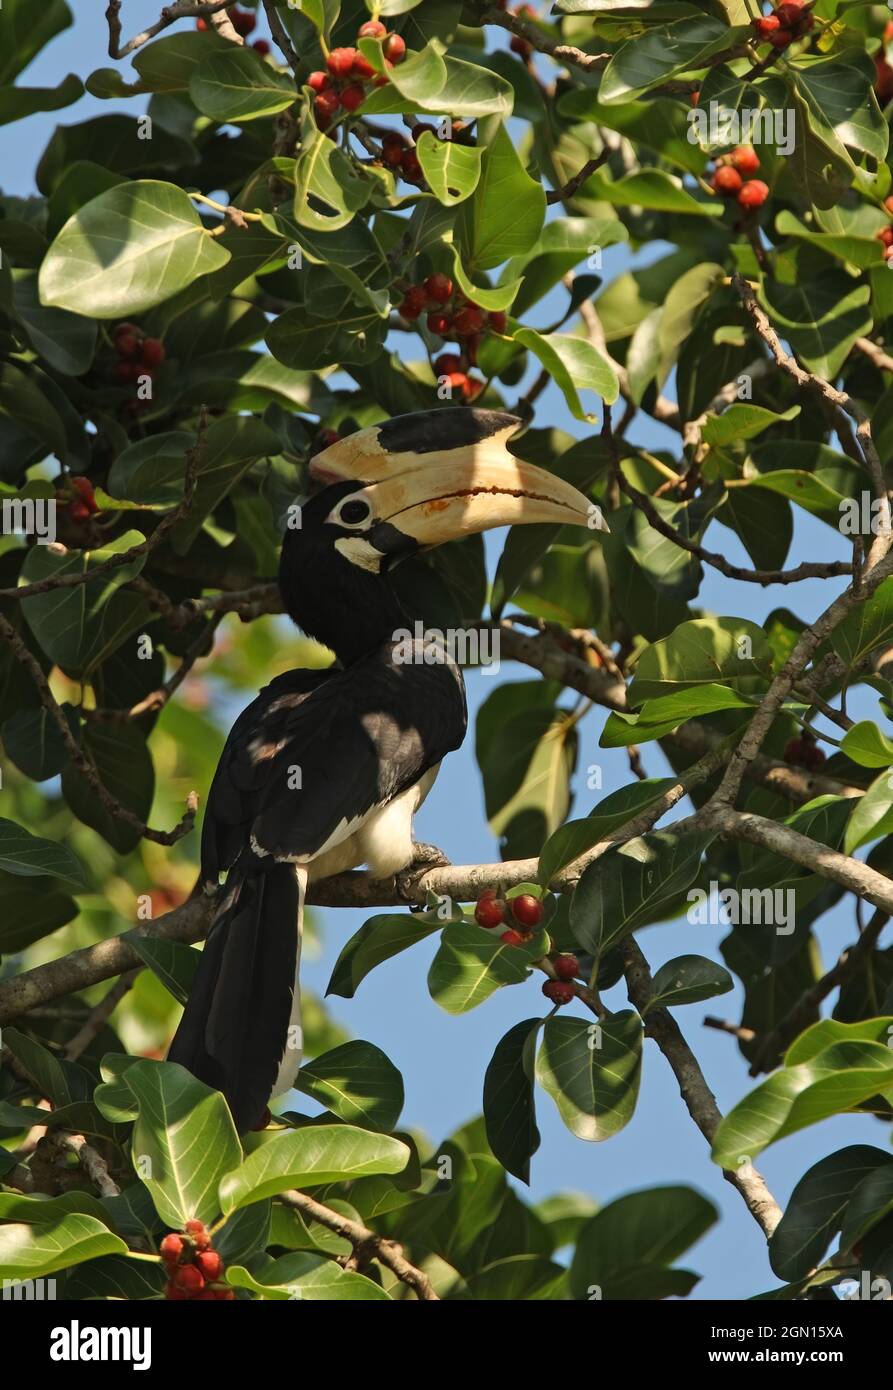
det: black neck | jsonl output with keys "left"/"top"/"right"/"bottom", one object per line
{"left": 279, "top": 541, "right": 407, "bottom": 666}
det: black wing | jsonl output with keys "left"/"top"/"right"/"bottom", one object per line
{"left": 201, "top": 651, "right": 466, "bottom": 880}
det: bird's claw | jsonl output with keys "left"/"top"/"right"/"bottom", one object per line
{"left": 395, "top": 842, "right": 451, "bottom": 904}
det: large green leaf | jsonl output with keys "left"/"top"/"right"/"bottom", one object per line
{"left": 326, "top": 899, "right": 457, "bottom": 998}
{"left": 458, "top": 123, "right": 545, "bottom": 272}
{"left": 0, "top": 73, "right": 83, "bottom": 128}
{"left": 39, "top": 180, "right": 229, "bottom": 317}
{"left": 219, "top": 1126, "right": 410, "bottom": 1212}
{"left": 483, "top": 1018, "right": 541, "bottom": 1183}
{"left": 628, "top": 616, "right": 772, "bottom": 703}
{"left": 227, "top": 1251, "right": 390, "bottom": 1300}
{"left": 416, "top": 130, "right": 482, "bottom": 205}
{"left": 294, "top": 1041, "right": 404, "bottom": 1132}
{"left": 427, "top": 920, "right": 547, "bottom": 1014}
{"left": 0, "top": 819, "right": 86, "bottom": 887}
{"left": 570, "top": 831, "right": 711, "bottom": 958}
{"left": 841, "top": 722, "right": 893, "bottom": 769}
{"left": 122, "top": 1060, "right": 242, "bottom": 1228}
{"left": 0, "top": 889, "right": 78, "bottom": 951}
{"left": 0, "top": 1192, "right": 126, "bottom": 1281}
{"left": 61, "top": 723, "right": 155, "bottom": 855}
{"left": 647, "top": 955, "right": 733, "bottom": 1010}
{"left": 537, "top": 778, "right": 678, "bottom": 887}
{"left": 833, "top": 577, "right": 893, "bottom": 669}
{"left": 769, "top": 1146, "right": 893, "bottom": 1281}
{"left": 190, "top": 44, "right": 298, "bottom": 121}
{"left": 600, "top": 17, "right": 748, "bottom": 104}
{"left": 514, "top": 328, "right": 618, "bottom": 421}
{"left": 844, "top": 768, "right": 893, "bottom": 854}
{"left": 0, "top": 0, "right": 72, "bottom": 85}
{"left": 536, "top": 1012, "right": 642, "bottom": 1142}
{"left": 568, "top": 1186, "right": 717, "bottom": 1299}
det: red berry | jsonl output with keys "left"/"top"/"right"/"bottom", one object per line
{"left": 195, "top": 1250, "right": 223, "bottom": 1281}
{"left": 464, "top": 375, "right": 483, "bottom": 401}
{"left": 731, "top": 145, "right": 760, "bottom": 175}
{"left": 399, "top": 286, "right": 427, "bottom": 319}
{"left": 500, "top": 929, "right": 525, "bottom": 945}
{"left": 358, "top": 19, "right": 387, "bottom": 38}
{"left": 253, "top": 39, "right": 270, "bottom": 55}
{"left": 383, "top": 33, "right": 406, "bottom": 63}
{"left": 434, "top": 353, "right": 463, "bottom": 374}
{"left": 884, "top": 196, "right": 893, "bottom": 216}
{"left": 753, "top": 14, "right": 780, "bottom": 36}
{"left": 553, "top": 953, "right": 579, "bottom": 982}
{"left": 114, "top": 359, "right": 138, "bottom": 382}
{"left": 783, "top": 737, "right": 804, "bottom": 765}
{"left": 427, "top": 311, "right": 452, "bottom": 336}
{"left": 166, "top": 1279, "right": 189, "bottom": 1299}
{"left": 175, "top": 1264, "right": 205, "bottom": 1294}
{"left": 115, "top": 331, "right": 140, "bottom": 359}
{"left": 229, "top": 7, "right": 256, "bottom": 36}
{"left": 445, "top": 370, "right": 471, "bottom": 398}
{"left": 196, "top": 16, "right": 208, "bottom": 30}
{"left": 159, "top": 1233, "right": 184, "bottom": 1264}
{"left": 424, "top": 272, "right": 454, "bottom": 304}
{"left": 769, "top": 29, "right": 792, "bottom": 47}
{"left": 511, "top": 893, "right": 544, "bottom": 928}
{"left": 713, "top": 165, "right": 743, "bottom": 195}
{"left": 351, "top": 53, "right": 375, "bottom": 78}
{"left": 885, "top": 244, "right": 893, "bottom": 262}
{"left": 775, "top": 1, "right": 804, "bottom": 24}
{"left": 340, "top": 83, "right": 365, "bottom": 112}
{"left": 70, "top": 476, "right": 98, "bottom": 511}
{"left": 400, "top": 149, "right": 422, "bottom": 181}
{"left": 141, "top": 337, "right": 165, "bottom": 368}
{"left": 327, "top": 47, "right": 357, "bottom": 77}
{"left": 689, "top": 89, "right": 700, "bottom": 106}
{"left": 488, "top": 310, "right": 508, "bottom": 333}
{"left": 737, "top": 179, "right": 769, "bottom": 209}
{"left": 314, "top": 89, "right": 341, "bottom": 126}
{"left": 69, "top": 501, "right": 91, "bottom": 522}
{"left": 542, "top": 980, "right": 575, "bottom": 1005}
{"left": 307, "top": 70, "right": 330, "bottom": 92}
{"left": 452, "top": 305, "right": 485, "bottom": 336}
{"left": 876, "top": 227, "right": 893, "bottom": 247}
{"left": 214, "top": 1287, "right": 236, "bottom": 1300}
{"left": 510, "top": 34, "right": 533, "bottom": 57}
{"left": 474, "top": 891, "right": 505, "bottom": 928}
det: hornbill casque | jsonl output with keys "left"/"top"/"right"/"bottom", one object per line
{"left": 168, "top": 407, "right": 606, "bottom": 1131}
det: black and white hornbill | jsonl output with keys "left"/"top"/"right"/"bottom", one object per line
{"left": 168, "top": 407, "right": 605, "bottom": 1131}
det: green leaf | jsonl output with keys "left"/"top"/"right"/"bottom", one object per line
{"left": 648, "top": 955, "right": 734, "bottom": 1010}
{"left": 702, "top": 404, "right": 801, "bottom": 448}
{"left": 0, "top": 819, "right": 86, "bottom": 887}
{"left": 844, "top": 768, "right": 893, "bottom": 854}
{"left": 61, "top": 723, "right": 154, "bottom": 855}
{"left": 0, "top": 0, "right": 73, "bottom": 85}
{"left": 628, "top": 616, "right": 772, "bottom": 703}
{"left": 586, "top": 168, "right": 721, "bottom": 218}
{"left": 219, "top": 1126, "right": 411, "bottom": 1212}
{"left": 427, "top": 920, "right": 547, "bottom": 1014}
{"left": 479, "top": 702, "right": 577, "bottom": 860}
{"left": 326, "top": 900, "right": 454, "bottom": 998}
{"left": 227, "top": 1251, "right": 391, "bottom": 1300}
{"left": 833, "top": 577, "right": 893, "bottom": 669}
{"left": 657, "top": 262, "right": 725, "bottom": 382}
{"left": 570, "top": 831, "right": 712, "bottom": 958}
{"left": 458, "top": 123, "right": 545, "bottom": 272}
{"left": 537, "top": 777, "right": 678, "bottom": 886}
{"left": 1, "top": 703, "right": 79, "bottom": 781}
{"left": 189, "top": 45, "right": 298, "bottom": 121}
{"left": 711, "top": 1025, "right": 893, "bottom": 1168}
{"left": 0, "top": 73, "right": 83, "bottom": 128}
{"left": 841, "top": 1162, "right": 893, "bottom": 1250}
{"left": 39, "top": 180, "right": 229, "bottom": 318}
{"left": 503, "top": 216, "right": 627, "bottom": 318}
{"left": 448, "top": 244, "right": 519, "bottom": 312}
{"left": 416, "top": 130, "right": 482, "bottom": 205}
{"left": 841, "top": 722, "right": 893, "bottom": 769}
{"left": 483, "top": 1018, "right": 541, "bottom": 1183}
{"left": 293, "top": 130, "right": 372, "bottom": 232}
{"left": 294, "top": 1040, "right": 404, "bottom": 1132}
{"left": 514, "top": 328, "right": 618, "bottom": 421}
{"left": 0, "top": 890, "right": 77, "bottom": 952}
{"left": 362, "top": 47, "right": 513, "bottom": 120}
{"left": 600, "top": 17, "right": 748, "bottom": 104}
{"left": 759, "top": 276, "right": 872, "bottom": 382}
{"left": 568, "top": 1186, "right": 718, "bottom": 1300}
{"left": 0, "top": 1193, "right": 126, "bottom": 1281}
{"left": 536, "top": 1012, "right": 643, "bottom": 1142}
{"left": 132, "top": 30, "right": 234, "bottom": 92}
{"left": 10, "top": 271, "right": 97, "bottom": 376}
{"left": 124, "top": 1060, "right": 243, "bottom": 1228}
{"left": 769, "top": 1146, "right": 893, "bottom": 1281}
{"left": 129, "top": 938, "right": 200, "bottom": 1006}
{"left": 602, "top": 682, "right": 754, "bottom": 748}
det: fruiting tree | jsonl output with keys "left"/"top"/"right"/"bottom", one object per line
{"left": 1, "top": 0, "right": 893, "bottom": 1305}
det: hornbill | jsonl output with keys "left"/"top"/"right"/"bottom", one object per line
{"left": 168, "top": 407, "right": 605, "bottom": 1131}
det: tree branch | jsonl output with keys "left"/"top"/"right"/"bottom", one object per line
{"left": 280, "top": 1190, "right": 439, "bottom": 1300}
{"left": 106, "top": 0, "right": 233, "bottom": 60}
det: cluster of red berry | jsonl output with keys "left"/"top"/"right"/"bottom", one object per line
{"left": 543, "top": 953, "right": 579, "bottom": 1006}
{"left": 399, "top": 273, "right": 507, "bottom": 364}
{"left": 474, "top": 887, "right": 544, "bottom": 940}
{"left": 874, "top": 195, "right": 893, "bottom": 261}
{"left": 160, "top": 1220, "right": 233, "bottom": 1301}
{"left": 431, "top": 353, "right": 482, "bottom": 401}
{"left": 710, "top": 146, "right": 769, "bottom": 210}
{"left": 782, "top": 730, "right": 826, "bottom": 771}
{"left": 196, "top": 6, "right": 270, "bottom": 54}
{"left": 309, "top": 22, "right": 406, "bottom": 127}
{"left": 751, "top": 0, "right": 814, "bottom": 49}
{"left": 112, "top": 323, "right": 166, "bottom": 384}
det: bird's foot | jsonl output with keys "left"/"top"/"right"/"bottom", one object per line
{"left": 395, "top": 842, "right": 451, "bottom": 905}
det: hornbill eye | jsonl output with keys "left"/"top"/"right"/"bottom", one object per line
{"left": 332, "top": 497, "right": 372, "bottom": 528}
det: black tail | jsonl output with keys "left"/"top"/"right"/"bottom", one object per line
{"left": 168, "top": 861, "right": 299, "bottom": 1133}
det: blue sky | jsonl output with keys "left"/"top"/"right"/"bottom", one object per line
{"left": 3, "top": 1, "right": 888, "bottom": 1299}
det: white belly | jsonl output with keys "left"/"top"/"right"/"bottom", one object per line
{"left": 305, "top": 764, "right": 440, "bottom": 881}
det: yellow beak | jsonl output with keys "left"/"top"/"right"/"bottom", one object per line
{"left": 311, "top": 408, "right": 607, "bottom": 543}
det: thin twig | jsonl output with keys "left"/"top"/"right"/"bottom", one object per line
{"left": 281, "top": 1190, "right": 439, "bottom": 1300}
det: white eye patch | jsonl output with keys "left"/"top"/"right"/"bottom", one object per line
{"left": 326, "top": 495, "right": 373, "bottom": 529}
